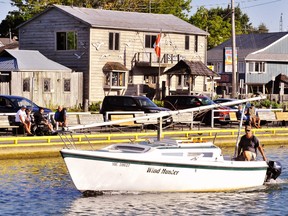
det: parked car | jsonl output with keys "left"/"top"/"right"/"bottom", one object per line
{"left": 100, "top": 95, "right": 172, "bottom": 125}
{"left": 100, "top": 95, "right": 170, "bottom": 119}
{"left": 163, "top": 95, "right": 230, "bottom": 125}
{"left": 213, "top": 98, "right": 239, "bottom": 109}
{"left": 0, "top": 95, "right": 52, "bottom": 114}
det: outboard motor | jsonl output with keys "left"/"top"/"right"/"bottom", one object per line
{"left": 265, "top": 160, "right": 282, "bottom": 182}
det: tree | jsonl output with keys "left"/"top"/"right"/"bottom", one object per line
{"left": 102, "top": 0, "right": 191, "bottom": 20}
{"left": 189, "top": 6, "right": 256, "bottom": 49}
{"left": 253, "top": 23, "right": 269, "bottom": 33}
{"left": 0, "top": 0, "right": 106, "bottom": 37}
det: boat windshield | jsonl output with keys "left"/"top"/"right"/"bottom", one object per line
{"left": 111, "top": 144, "right": 151, "bottom": 153}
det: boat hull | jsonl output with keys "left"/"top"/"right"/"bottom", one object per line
{"left": 61, "top": 149, "right": 268, "bottom": 192}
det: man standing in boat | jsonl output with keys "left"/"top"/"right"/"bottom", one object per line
{"left": 237, "top": 125, "right": 267, "bottom": 161}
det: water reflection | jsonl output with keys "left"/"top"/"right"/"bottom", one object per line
{"left": 0, "top": 146, "right": 286, "bottom": 215}
{"left": 66, "top": 185, "right": 287, "bottom": 216}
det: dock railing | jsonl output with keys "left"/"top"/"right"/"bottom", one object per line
{"left": 211, "top": 108, "right": 283, "bottom": 128}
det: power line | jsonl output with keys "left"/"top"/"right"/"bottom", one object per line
{"left": 192, "top": 0, "right": 282, "bottom": 9}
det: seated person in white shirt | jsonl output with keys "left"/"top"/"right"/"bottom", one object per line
{"left": 15, "top": 105, "right": 33, "bottom": 135}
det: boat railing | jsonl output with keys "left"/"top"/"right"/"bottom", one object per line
{"left": 58, "top": 131, "right": 77, "bottom": 149}
{"left": 59, "top": 131, "right": 95, "bottom": 150}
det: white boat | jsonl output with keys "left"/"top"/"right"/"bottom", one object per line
{"left": 60, "top": 96, "right": 282, "bottom": 194}
{"left": 61, "top": 139, "right": 281, "bottom": 193}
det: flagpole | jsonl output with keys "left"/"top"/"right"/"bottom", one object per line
{"left": 155, "top": 30, "right": 162, "bottom": 100}
{"left": 154, "top": 30, "right": 162, "bottom": 141}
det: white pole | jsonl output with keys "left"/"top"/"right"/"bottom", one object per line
{"left": 234, "top": 104, "right": 246, "bottom": 158}
{"left": 231, "top": 0, "right": 237, "bottom": 98}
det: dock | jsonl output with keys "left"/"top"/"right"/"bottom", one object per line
{"left": 1, "top": 126, "right": 288, "bottom": 159}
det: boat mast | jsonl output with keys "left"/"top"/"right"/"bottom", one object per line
{"left": 231, "top": 0, "right": 237, "bottom": 98}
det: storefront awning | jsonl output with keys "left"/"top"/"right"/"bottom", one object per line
{"left": 103, "top": 62, "right": 128, "bottom": 72}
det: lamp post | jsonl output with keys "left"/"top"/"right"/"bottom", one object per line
{"left": 271, "top": 76, "right": 275, "bottom": 100}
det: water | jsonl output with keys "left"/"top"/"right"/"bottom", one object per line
{"left": 0, "top": 146, "right": 287, "bottom": 216}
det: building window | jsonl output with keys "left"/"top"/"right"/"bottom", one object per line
{"left": 64, "top": 79, "right": 71, "bottom": 92}
{"left": 145, "top": 35, "right": 157, "bottom": 48}
{"left": 144, "top": 75, "right": 157, "bottom": 84}
{"left": 43, "top": 78, "right": 51, "bottom": 92}
{"left": 185, "top": 35, "right": 190, "bottom": 50}
{"left": 248, "top": 62, "right": 265, "bottom": 73}
{"left": 177, "top": 75, "right": 189, "bottom": 87}
{"left": 255, "top": 62, "right": 265, "bottom": 72}
{"left": 56, "top": 32, "right": 78, "bottom": 50}
{"left": 104, "top": 71, "right": 125, "bottom": 88}
{"left": 23, "top": 78, "right": 30, "bottom": 92}
{"left": 128, "top": 70, "right": 133, "bottom": 84}
{"left": 249, "top": 62, "right": 254, "bottom": 72}
{"left": 194, "top": 35, "right": 198, "bottom": 52}
{"left": 109, "top": 32, "right": 120, "bottom": 50}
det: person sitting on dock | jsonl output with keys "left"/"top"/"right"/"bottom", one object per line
{"left": 15, "top": 105, "right": 33, "bottom": 136}
{"left": 246, "top": 104, "right": 261, "bottom": 128}
{"left": 54, "top": 106, "right": 67, "bottom": 130}
{"left": 236, "top": 104, "right": 248, "bottom": 121}
{"left": 34, "top": 107, "right": 55, "bottom": 135}
{"left": 237, "top": 125, "right": 267, "bottom": 161}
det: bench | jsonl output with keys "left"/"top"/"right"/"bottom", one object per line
{"left": 0, "top": 116, "right": 19, "bottom": 135}
{"left": 79, "top": 113, "right": 104, "bottom": 125}
{"left": 66, "top": 114, "right": 80, "bottom": 126}
{"left": 134, "top": 113, "right": 159, "bottom": 131}
{"left": 78, "top": 113, "right": 105, "bottom": 132}
{"left": 228, "top": 112, "right": 240, "bottom": 126}
{"left": 275, "top": 112, "right": 288, "bottom": 126}
{"left": 171, "top": 112, "right": 201, "bottom": 130}
{"left": 257, "top": 111, "right": 278, "bottom": 126}
{"left": 110, "top": 114, "right": 142, "bottom": 131}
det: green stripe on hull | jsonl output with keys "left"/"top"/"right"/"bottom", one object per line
{"left": 61, "top": 151, "right": 267, "bottom": 171}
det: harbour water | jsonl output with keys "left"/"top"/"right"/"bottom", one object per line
{"left": 0, "top": 145, "right": 287, "bottom": 216}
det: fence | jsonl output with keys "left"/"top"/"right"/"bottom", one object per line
{"left": 211, "top": 108, "right": 283, "bottom": 128}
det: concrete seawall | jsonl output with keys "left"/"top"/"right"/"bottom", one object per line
{"left": 1, "top": 127, "right": 288, "bottom": 159}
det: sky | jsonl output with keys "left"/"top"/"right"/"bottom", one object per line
{"left": 0, "top": 0, "right": 286, "bottom": 32}
{"left": 190, "top": 0, "right": 286, "bottom": 32}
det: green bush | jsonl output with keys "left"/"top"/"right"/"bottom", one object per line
{"left": 153, "top": 100, "right": 163, "bottom": 107}
{"left": 89, "top": 101, "right": 102, "bottom": 112}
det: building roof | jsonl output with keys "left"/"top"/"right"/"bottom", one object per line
{"left": 207, "top": 32, "right": 288, "bottom": 61}
{"left": 0, "top": 38, "right": 13, "bottom": 46}
{"left": 18, "top": 5, "right": 208, "bottom": 36}
{"left": 0, "top": 41, "right": 19, "bottom": 52}
{"left": 164, "top": 60, "right": 218, "bottom": 77}
{"left": 0, "top": 49, "right": 72, "bottom": 72}
{"left": 246, "top": 53, "right": 288, "bottom": 62}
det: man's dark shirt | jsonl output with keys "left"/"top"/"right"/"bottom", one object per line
{"left": 238, "top": 135, "right": 259, "bottom": 154}
{"left": 34, "top": 111, "right": 46, "bottom": 125}
{"left": 54, "top": 109, "right": 66, "bottom": 122}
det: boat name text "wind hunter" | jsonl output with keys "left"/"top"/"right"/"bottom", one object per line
{"left": 147, "top": 167, "right": 179, "bottom": 175}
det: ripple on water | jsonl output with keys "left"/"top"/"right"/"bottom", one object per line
{"left": 0, "top": 146, "right": 287, "bottom": 215}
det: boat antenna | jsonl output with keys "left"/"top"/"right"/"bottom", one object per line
{"left": 213, "top": 132, "right": 218, "bottom": 144}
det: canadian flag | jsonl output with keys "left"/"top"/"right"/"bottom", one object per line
{"left": 153, "top": 33, "right": 161, "bottom": 58}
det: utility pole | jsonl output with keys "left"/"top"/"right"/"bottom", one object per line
{"left": 231, "top": 0, "right": 237, "bottom": 98}
{"left": 280, "top": 13, "right": 283, "bottom": 32}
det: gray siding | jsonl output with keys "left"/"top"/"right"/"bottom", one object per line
{"left": 19, "top": 7, "right": 209, "bottom": 102}
{"left": 19, "top": 9, "right": 89, "bottom": 100}
{"left": 259, "top": 35, "right": 288, "bottom": 54}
